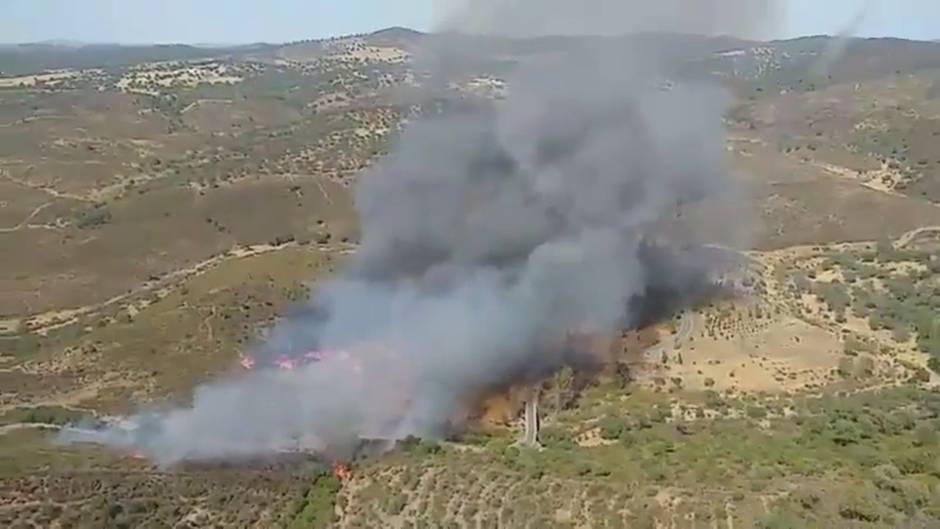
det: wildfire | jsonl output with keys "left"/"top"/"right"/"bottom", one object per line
{"left": 333, "top": 462, "right": 353, "bottom": 481}
{"left": 239, "top": 355, "right": 256, "bottom": 370}
{"left": 233, "top": 331, "right": 612, "bottom": 435}
{"left": 303, "top": 350, "right": 327, "bottom": 362}
{"left": 274, "top": 355, "right": 297, "bottom": 370}
{"left": 238, "top": 347, "right": 366, "bottom": 375}
{"left": 335, "top": 349, "right": 364, "bottom": 375}
{"left": 234, "top": 343, "right": 413, "bottom": 440}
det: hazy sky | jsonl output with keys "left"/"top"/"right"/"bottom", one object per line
{"left": 3, "top": 0, "right": 940, "bottom": 44}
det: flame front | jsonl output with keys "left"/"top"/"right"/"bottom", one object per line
{"left": 333, "top": 462, "right": 353, "bottom": 481}
{"left": 274, "top": 355, "right": 296, "bottom": 370}
{"left": 239, "top": 355, "right": 256, "bottom": 370}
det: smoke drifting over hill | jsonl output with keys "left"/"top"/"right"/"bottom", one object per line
{"left": 65, "top": 1, "right": 774, "bottom": 464}
{"left": 439, "top": 0, "right": 783, "bottom": 39}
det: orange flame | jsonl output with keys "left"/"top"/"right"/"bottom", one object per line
{"left": 333, "top": 462, "right": 353, "bottom": 481}
{"left": 303, "top": 350, "right": 327, "bottom": 362}
{"left": 239, "top": 355, "right": 256, "bottom": 370}
{"left": 275, "top": 356, "right": 297, "bottom": 370}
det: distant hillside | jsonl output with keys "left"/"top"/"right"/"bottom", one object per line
{"left": 7, "top": 29, "right": 940, "bottom": 91}
{"left": 269, "top": 30, "right": 940, "bottom": 95}
{"left": 705, "top": 35, "right": 940, "bottom": 94}
{"left": 0, "top": 43, "right": 271, "bottom": 76}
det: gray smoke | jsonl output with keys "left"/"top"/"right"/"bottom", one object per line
{"left": 438, "top": 0, "right": 783, "bottom": 39}
{"left": 63, "top": 0, "right": 777, "bottom": 465}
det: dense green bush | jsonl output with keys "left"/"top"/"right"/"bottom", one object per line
{"left": 0, "top": 405, "right": 91, "bottom": 426}
{"left": 813, "top": 281, "right": 851, "bottom": 316}
{"left": 289, "top": 472, "right": 341, "bottom": 529}
{"left": 598, "top": 415, "right": 627, "bottom": 441}
{"left": 75, "top": 205, "right": 113, "bottom": 229}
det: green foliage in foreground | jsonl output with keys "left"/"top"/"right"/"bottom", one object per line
{"left": 0, "top": 405, "right": 93, "bottom": 427}
{"left": 386, "top": 387, "right": 940, "bottom": 528}
{"left": 288, "top": 472, "right": 341, "bottom": 529}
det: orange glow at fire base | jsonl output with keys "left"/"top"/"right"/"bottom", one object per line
{"left": 333, "top": 462, "right": 353, "bottom": 481}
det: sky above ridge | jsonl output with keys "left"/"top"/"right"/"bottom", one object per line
{"left": 3, "top": 0, "right": 939, "bottom": 44}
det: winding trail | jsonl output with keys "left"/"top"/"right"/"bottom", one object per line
{"left": 675, "top": 311, "right": 695, "bottom": 343}
{"left": 0, "top": 170, "right": 93, "bottom": 202}
{"left": 22, "top": 241, "right": 358, "bottom": 333}
{"left": 0, "top": 202, "right": 56, "bottom": 233}
{"left": 0, "top": 422, "right": 62, "bottom": 436}
{"left": 180, "top": 99, "right": 233, "bottom": 114}
{"left": 0, "top": 115, "right": 71, "bottom": 129}
{"left": 644, "top": 310, "right": 695, "bottom": 363}
{"left": 896, "top": 225, "right": 940, "bottom": 247}
{"left": 281, "top": 173, "right": 337, "bottom": 205}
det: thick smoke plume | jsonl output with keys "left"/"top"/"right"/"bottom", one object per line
{"left": 64, "top": 1, "right": 777, "bottom": 464}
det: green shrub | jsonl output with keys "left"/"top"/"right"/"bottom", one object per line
{"left": 289, "top": 472, "right": 341, "bottom": 529}
{"left": 746, "top": 406, "right": 768, "bottom": 419}
{"left": 385, "top": 493, "right": 407, "bottom": 515}
{"left": 892, "top": 326, "right": 912, "bottom": 343}
{"left": 75, "top": 205, "right": 113, "bottom": 229}
{"left": 539, "top": 426, "right": 574, "bottom": 449}
{"left": 0, "top": 405, "right": 90, "bottom": 426}
{"left": 598, "top": 415, "right": 627, "bottom": 440}
{"left": 893, "top": 449, "right": 936, "bottom": 476}
{"left": 843, "top": 336, "right": 873, "bottom": 356}
{"left": 828, "top": 419, "right": 862, "bottom": 446}
{"left": 928, "top": 356, "right": 940, "bottom": 375}
{"left": 757, "top": 507, "right": 807, "bottom": 529}
{"left": 838, "top": 486, "right": 883, "bottom": 522}
{"left": 13, "top": 333, "right": 40, "bottom": 355}
{"left": 814, "top": 281, "right": 851, "bottom": 315}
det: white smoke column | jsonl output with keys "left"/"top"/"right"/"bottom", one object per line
{"left": 62, "top": 0, "right": 782, "bottom": 464}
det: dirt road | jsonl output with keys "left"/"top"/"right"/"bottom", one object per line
{"left": 644, "top": 310, "right": 694, "bottom": 362}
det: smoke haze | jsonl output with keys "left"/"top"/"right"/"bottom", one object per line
{"left": 64, "top": 0, "right": 776, "bottom": 464}
{"left": 438, "top": 0, "right": 784, "bottom": 39}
